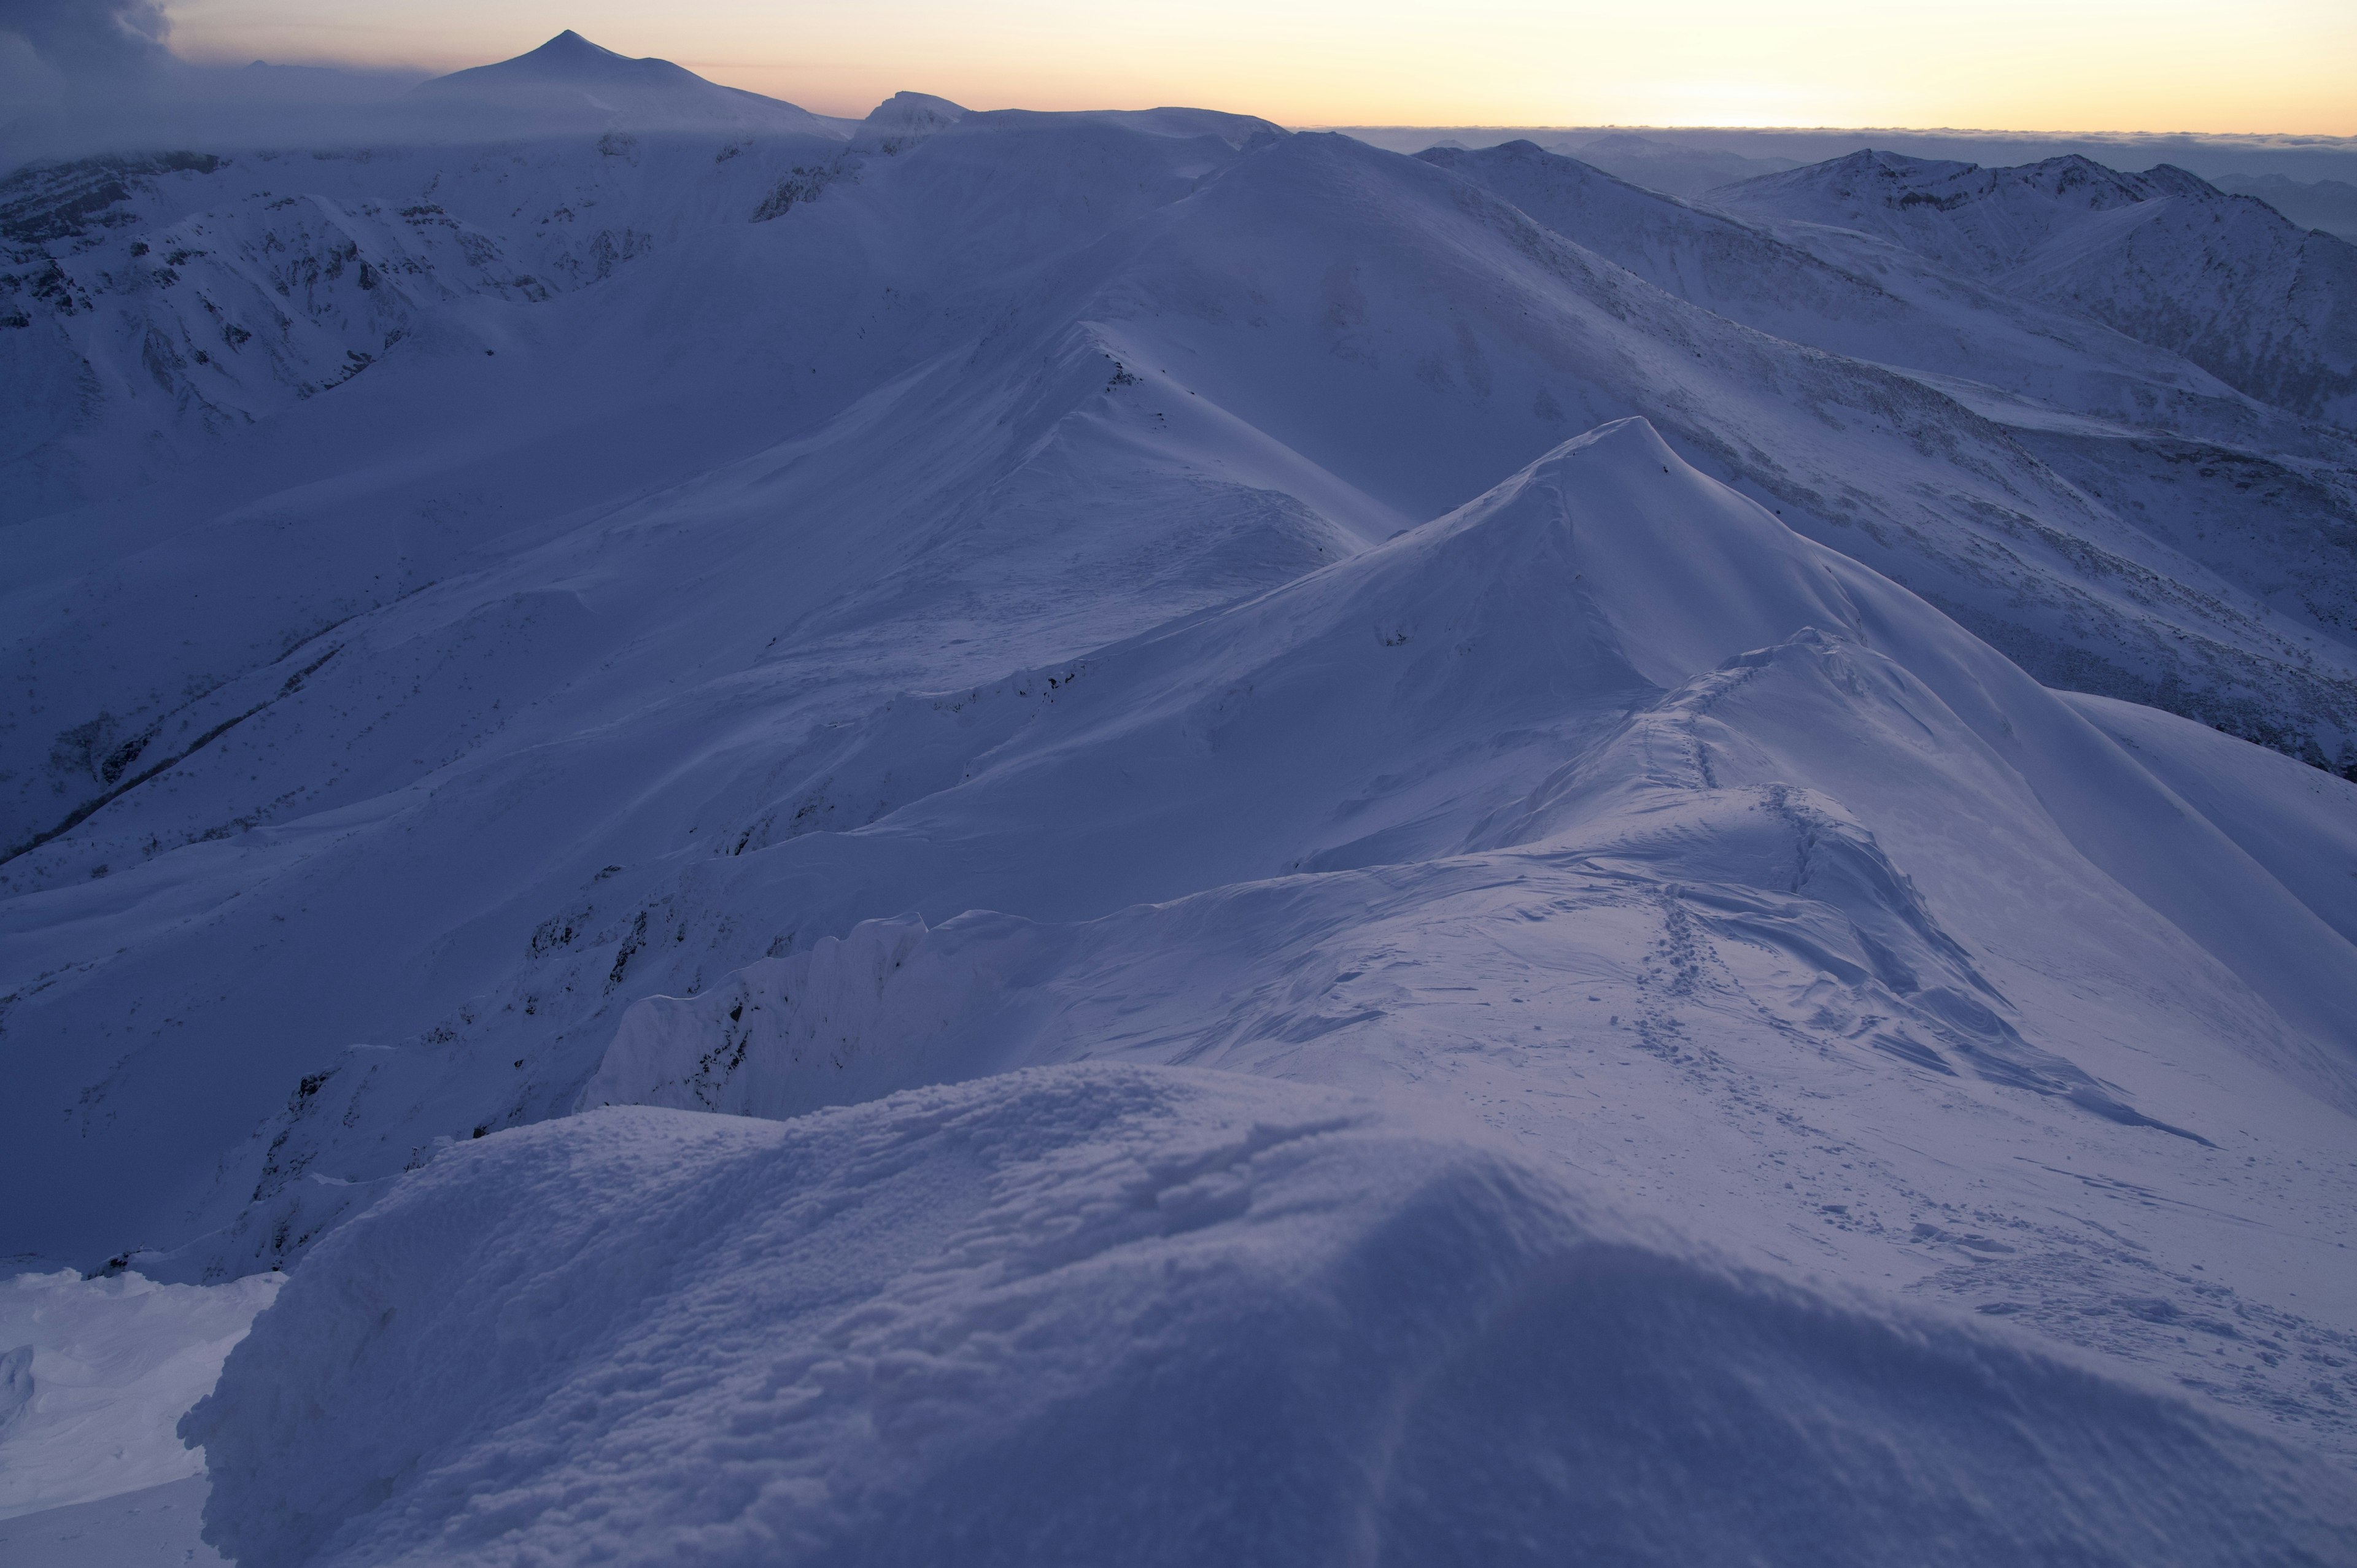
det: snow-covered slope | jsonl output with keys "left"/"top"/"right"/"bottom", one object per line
{"left": 0, "top": 125, "right": 865, "bottom": 519}
{"left": 2218, "top": 173, "right": 2357, "bottom": 243}
{"left": 0, "top": 1267, "right": 279, "bottom": 1520}
{"left": 187, "top": 1069, "right": 2357, "bottom": 1568}
{"left": 1422, "top": 142, "right": 2293, "bottom": 441}
{"left": 1712, "top": 150, "right": 2357, "bottom": 428}
{"left": 4, "top": 87, "right": 2357, "bottom": 1545}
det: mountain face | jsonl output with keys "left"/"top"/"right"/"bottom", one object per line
{"left": 2216, "top": 172, "right": 2357, "bottom": 243}
{"left": 187, "top": 1069, "right": 2357, "bottom": 1568}
{"left": 4, "top": 61, "right": 2357, "bottom": 1553}
{"left": 1424, "top": 141, "right": 2357, "bottom": 743}
{"left": 1711, "top": 150, "right": 2357, "bottom": 429}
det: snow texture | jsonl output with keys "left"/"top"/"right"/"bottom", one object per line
{"left": 0, "top": 1267, "right": 279, "bottom": 1519}
{"left": 188, "top": 1066, "right": 2357, "bottom": 1568}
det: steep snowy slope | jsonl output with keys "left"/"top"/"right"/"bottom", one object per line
{"left": 2218, "top": 174, "right": 2357, "bottom": 243}
{"left": 0, "top": 1267, "right": 279, "bottom": 1520}
{"left": 1713, "top": 151, "right": 2357, "bottom": 428}
{"left": 9, "top": 118, "right": 2356, "bottom": 821}
{"left": 1423, "top": 141, "right": 2357, "bottom": 720}
{"left": 1091, "top": 133, "right": 2357, "bottom": 755}
{"left": 564, "top": 423, "right": 2357, "bottom": 1450}
{"left": 4, "top": 96, "right": 2357, "bottom": 1497}
{"left": 1422, "top": 142, "right": 2300, "bottom": 443}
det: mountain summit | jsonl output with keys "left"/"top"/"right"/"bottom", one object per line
{"left": 412, "top": 30, "right": 848, "bottom": 136}
{"left": 430, "top": 29, "right": 688, "bottom": 86}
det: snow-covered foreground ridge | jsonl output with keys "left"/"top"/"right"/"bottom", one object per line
{"left": 4, "top": 34, "right": 2357, "bottom": 1552}
{"left": 187, "top": 1067, "right": 2357, "bottom": 1568}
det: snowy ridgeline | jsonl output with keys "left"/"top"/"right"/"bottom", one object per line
{"left": 4, "top": 33, "right": 2357, "bottom": 1564}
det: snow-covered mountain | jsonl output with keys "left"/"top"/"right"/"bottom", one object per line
{"left": 4, "top": 48, "right": 2357, "bottom": 1558}
{"left": 1711, "top": 150, "right": 2357, "bottom": 429}
{"left": 2218, "top": 172, "right": 2357, "bottom": 243}
{"left": 411, "top": 29, "right": 851, "bottom": 138}
{"left": 1425, "top": 141, "right": 2357, "bottom": 732}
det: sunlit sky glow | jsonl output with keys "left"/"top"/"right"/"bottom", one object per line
{"left": 161, "top": 0, "right": 2357, "bottom": 134}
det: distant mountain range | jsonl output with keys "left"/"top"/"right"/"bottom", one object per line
{"left": 1332, "top": 123, "right": 2357, "bottom": 187}
{"left": 1708, "top": 149, "right": 2357, "bottom": 428}
{"left": 2213, "top": 172, "right": 2357, "bottom": 241}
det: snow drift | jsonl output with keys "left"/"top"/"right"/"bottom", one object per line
{"left": 187, "top": 1065, "right": 2357, "bottom": 1568}
{"left": 0, "top": 1266, "right": 279, "bottom": 1520}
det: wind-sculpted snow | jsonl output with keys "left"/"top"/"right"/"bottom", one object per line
{"left": 0, "top": 1266, "right": 280, "bottom": 1519}
{"left": 187, "top": 1067, "right": 2357, "bottom": 1568}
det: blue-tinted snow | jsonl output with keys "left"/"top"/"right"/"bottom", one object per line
{"left": 188, "top": 1067, "right": 2357, "bottom": 1567}
{"left": 2, "top": 35, "right": 2356, "bottom": 1557}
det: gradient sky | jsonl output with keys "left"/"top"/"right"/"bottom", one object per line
{"left": 160, "top": 0, "right": 2357, "bottom": 133}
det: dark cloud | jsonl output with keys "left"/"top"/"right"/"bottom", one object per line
{"left": 0, "top": 0, "right": 170, "bottom": 76}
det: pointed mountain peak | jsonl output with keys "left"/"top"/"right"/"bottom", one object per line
{"left": 440, "top": 29, "right": 670, "bottom": 83}
{"left": 411, "top": 28, "right": 845, "bottom": 135}
{"left": 526, "top": 30, "right": 618, "bottom": 60}
{"left": 1405, "top": 416, "right": 1860, "bottom": 690}
{"left": 1531, "top": 412, "right": 1670, "bottom": 465}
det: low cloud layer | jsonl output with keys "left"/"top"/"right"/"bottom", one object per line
{"left": 0, "top": 0, "right": 432, "bottom": 169}
{"left": 0, "top": 0, "right": 170, "bottom": 76}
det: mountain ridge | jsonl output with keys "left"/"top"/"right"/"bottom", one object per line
{"left": 1711, "top": 149, "right": 2357, "bottom": 427}
{"left": 4, "top": 96, "right": 2357, "bottom": 1508}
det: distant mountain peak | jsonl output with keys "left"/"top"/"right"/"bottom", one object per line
{"left": 424, "top": 30, "right": 686, "bottom": 89}
{"left": 1712, "top": 145, "right": 2356, "bottom": 425}
{"left": 411, "top": 29, "right": 848, "bottom": 136}
{"left": 506, "top": 30, "right": 651, "bottom": 72}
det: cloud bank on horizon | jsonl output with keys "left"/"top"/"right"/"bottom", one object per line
{"left": 0, "top": 0, "right": 165, "bottom": 74}
{"left": 1, "top": 0, "right": 2351, "bottom": 135}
